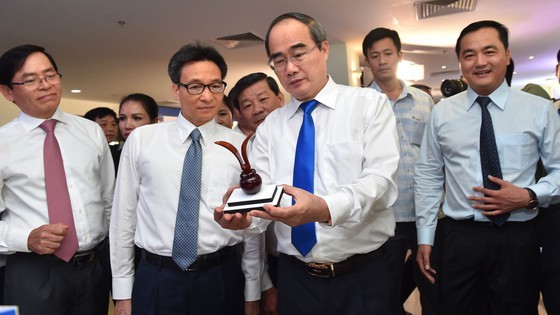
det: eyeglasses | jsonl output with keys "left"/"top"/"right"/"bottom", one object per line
{"left": 268, "top": 45, "right": 318, "bottom": 71}
{"left": 177, "top": 81, "right": 227, "bottom": 95}
{"left": 12, "top": 73, "right": 62, "bottom": 88}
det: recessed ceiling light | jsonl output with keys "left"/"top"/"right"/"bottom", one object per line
{"left": 529, "top": 56, "right": 534, "bottom": 60}
{"left": 71, "top": 89, "right": 81, "bottom": 94}
{"left": 513, "top": 71, "right": 517, "bottom": 75}
{"left": 441, "top": 65, "right": 447, "bottom": 69}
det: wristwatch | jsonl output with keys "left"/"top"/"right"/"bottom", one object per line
{"left": 524, "top": 188, "right": 539, "bottom": 210}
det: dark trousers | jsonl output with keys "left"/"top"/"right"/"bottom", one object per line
{"left": 536, "top": 205, "right": 560, "bottom": 314}
{"left": 277, "top": 246, "right": 396, "bottom": 315}
{"left": 0, "top": 265, "right": 4, "bottom": 305}
{"left": 385, "top": 222, "right": 440, "bottom": 315}
{"left": 438, "top": 217, "right": 539, "bottom": 315}
{"left": 132, "top": 254, "right": 245, "bottom": 315}
{"left": 4, "top": 251, "right": 109, "bottom": 315}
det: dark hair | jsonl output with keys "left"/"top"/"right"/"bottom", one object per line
{"left": 0, "top": 44, "right": 59, "bottom": 89}
{"left": 362, "top": 28, "right": 401, "bottom": 57}
{"left": 168, "top": 41, "right": 227, "bottom": 84}
{"left": 222, "top": 95, "right": 234, "bottom": 113}
{"left": 228, "top": 72, "right": 281, "bottom": 110}
{"left": 455, "top": 20, "right": 509, "bottom": 58}
{"left": 265, "top": 12, "right": 327, "bottom": 58}
{"left": 119, "top": 93, "right": 159, "bottom": 121}
{"left": 84, "top": 107, "right": 118, "bottom": 122}
{"left": 505, "top": 58, "right": 515, "bottom": 86}
{"left": 557, "top": 49, "right": 560, "bottom": 63}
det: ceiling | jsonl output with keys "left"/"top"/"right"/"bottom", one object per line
{"left": 2, "top": 0, "right": 559, "bottom": 106}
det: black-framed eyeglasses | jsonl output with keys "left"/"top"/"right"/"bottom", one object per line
{"left": 176, "top": 81, "right": 227, "bottom": 95}
{"left": 267, "top": 45, "right": 319, "bottom": 71}
{"left": 12, "top": 73, "right": 62, "bottom": 88}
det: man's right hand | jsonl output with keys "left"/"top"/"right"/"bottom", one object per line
{"left": 214, "top": 186, "right": 253, "bottom": 230}
{"left": 416, "top": 244, "right": 437, "bottom": 284}
{"left": 27, "top": 223, "right": 68, "bottom": 254}
{"left": 114, "top": 299, "right": 132, "bottom": 315}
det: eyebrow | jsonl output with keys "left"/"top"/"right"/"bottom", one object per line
{"left": 269, "top": 42, "right": 309, "bottom": 59}
{"left": 19, "top": 67, "right": 56, "bottom": 78}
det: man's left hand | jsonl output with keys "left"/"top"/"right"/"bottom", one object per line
{"left": 250, "top": 185, "right": 331, "bottom": 226}
{"left": 468, "top": 175, "right": 530, "bottom": 216}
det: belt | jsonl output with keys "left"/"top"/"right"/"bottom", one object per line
{"left": 56, "top": 238, "right": 107, "bottom": 265}
{"left": 283, "top": 244, "right": 386, "bottom": 278}
{"left": 139, "top": 245, "right": 238, "bottom": 271}
{"left": 448, "top": 216, "right": 533, "bottom": 228}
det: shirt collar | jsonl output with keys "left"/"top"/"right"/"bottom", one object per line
{"left": 175, "top": 111, "right": 216, "bottom": 145}
{"left": 286, "top": 76, "right": 336, "bottom": 119}
{"left": 466, "top": 80, "right": 510, "bottom": 111}
{"left": 369, "top": 79, "right": 411, "bottom": 104}
{"left": 19, "top": 107, "right": 68, "bottom": 132}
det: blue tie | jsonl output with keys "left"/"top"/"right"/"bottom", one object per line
{"left": 478, "top": 96, "right": 509, "bottom": 226}
{"left": 292, "top": 99, "right": 319, "bottom": 256}
{"left": 172, "top": 128, "right": 202, "bottom": 269}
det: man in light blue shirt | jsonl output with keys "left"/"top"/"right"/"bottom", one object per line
{"left": 414, "top": 20, "right": 560, "bottom": 314}
{"left": 362, "top": 27, "right": 434, "bottom": 315}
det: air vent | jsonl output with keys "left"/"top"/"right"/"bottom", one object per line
{"left": 212, "top": 32, "right": 264, "bottom": 49}
{"left": 415, "top": 0, "right": 477, "bottom": 20}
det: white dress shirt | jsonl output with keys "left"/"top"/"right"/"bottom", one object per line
{"left": 415, "top": 81, "right": 560, "bottom": 246}
{"left": 110, "top": 114, "right": 262, "bottom": 301}
{"left": 250, "top": 77, "right": 400, "bottom": 263}
{"left": 0, "top": 108, "right": 114, "bottom": 254}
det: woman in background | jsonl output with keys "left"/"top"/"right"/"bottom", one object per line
{"left": 118, "top": 93, "right": 159, "bottom": 141}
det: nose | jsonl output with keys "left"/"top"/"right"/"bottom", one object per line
{"left": 37, "top": 77, "right": 53, "bottom": 89}
{"left": 284, "top": 58, "right": 300, "bottom": 74}
{"left": 199, "top": 86, "right": 214, "bottom": 101}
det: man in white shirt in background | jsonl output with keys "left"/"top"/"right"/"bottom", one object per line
{"left": 110, "top": 42, "right": 262, "bottom": 315}
{"left": 0, "top": 44, "right": 114, "bottom": 315}
{"left": 216, "top": 12, "right": 400, "bottom": 314}
{"left": 228, "top": 72, "right": 285, "bottom": 315}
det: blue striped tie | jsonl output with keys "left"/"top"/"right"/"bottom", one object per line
{"left": 292, "top": 99, "right": 319, "bottom": 256}
{"left": 172, "top": 128, "right": 202, "bottom": 269}
{"left": 478, "top": 96, "right": 509, "bottom": 226}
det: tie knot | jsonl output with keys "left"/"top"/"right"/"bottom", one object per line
{"left": 190, "top": 128, "right": 201, "bottom": 142}
{"left": 300, "top": 99, "right": 319, "bottom": 114}
{"left": 476, "top": 96, "right": 492, "bottom": 108}
{"left": 39, "top": 119, "right": 58, "bottom": 133}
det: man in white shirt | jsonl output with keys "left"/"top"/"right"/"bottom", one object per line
{"left": 229, "top": 72, "right": 284, "bottom": 137}
{"left": 0, "top": 45, "right": 114, "bottom": 315}
{"left": 110, "top": 42, "right": 262, "bottom": 315}
{"left": 229, "top": 72, "right": 284, "bottom": 315}
{"left": 216, "top": 12, "right": 400, "bottom": 314}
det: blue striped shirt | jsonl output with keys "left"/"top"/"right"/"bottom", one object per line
{"left": 369, "top": 80, "right": 434, "bottom": 221}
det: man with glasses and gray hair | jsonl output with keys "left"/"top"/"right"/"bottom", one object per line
{"left": 0, "top": 45, "right": 114, "bottom": 315}
{"left": 110, "top": 42, "right": 262, "bottom": 315}
{"left": 215, "top": 12, "right": 400, "bottom": 314}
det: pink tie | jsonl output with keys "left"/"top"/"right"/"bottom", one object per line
{"left": 39, "top": 120, "right": 78, "bottom": 262}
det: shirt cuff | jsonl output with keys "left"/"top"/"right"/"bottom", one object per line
{"left": 112, "top": 277, "right": 134, "bottom": 300}
{"left": 245, "top": 278, "right": 261, "bottom": 301}
{"left": 8, "top": 227, "right": 33, "bottom": 253}
{"left": 261, "top": 271, "right": 273, "bottom": 291}
{"left": 322, "top": 190, "right": 352, "bottom": 227}
{"left": 417, "top": 226, "right": 435, "bottom": 246}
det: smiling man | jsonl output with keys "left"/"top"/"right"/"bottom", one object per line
{"left": 110, "top": 42, "right": 261, "bottom": 315}
{"left": 0, "top": 45, "right": 114, "bottom": 315}
{"left": 228, "top": 72, "right": 284, "bottom": 136}
{"left": 414, "top": 20, "right": 560, "bottom": 314}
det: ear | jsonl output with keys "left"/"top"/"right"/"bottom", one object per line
{"left": 320, "top": 40, "right": 329, "bottom": 61}
{"left": 505, "top": 48, "right": 511, "bottom": 65}
{"left": 398, "top": 51, "right": 403, "bottom": 62}
{"left": 172, "top": 83, "right": 180, "bottom": 101}
{"left": 233, "top": 107, "right": 242, "bottom": 121}
{"left": 277, "top": 92, "right": 285, "bottom": 106}
{"left": 556, "top": 64, "right": 559, "bottom": 78}
{"left": 0, "top": 85, "right": 15, "bottom": 103}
